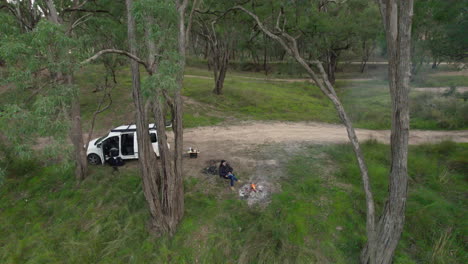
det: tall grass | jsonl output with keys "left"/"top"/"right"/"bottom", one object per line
{"left": 1, "top": 142, "right": 466, "bottom": 263}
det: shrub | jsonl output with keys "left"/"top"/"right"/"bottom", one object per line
{"left": 410, "top": 92, "right": 468, "bottom": 129}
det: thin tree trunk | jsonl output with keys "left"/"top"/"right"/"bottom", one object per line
{"left": 361, "top": 1, "right": 413, "bottom": 263}
{"left": 360, "top": 41, "right": 370, "bottom": 73}
{"left": 211, "top": 52, "right": 220, "bottom": 94}
{"left": 325, "top": 50, "right": 338, "bottom": 85}
{"left": 214, "top": 62, "right": 228, "bottom": 95}
{"left": 213, "top": 49, "right": 229, "bottom": 95}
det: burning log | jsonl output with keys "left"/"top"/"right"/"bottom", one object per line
{"left": 250, "top": 183, "right": 257, "bottom": 192}
{"left": 239, "top": 182, "right": 269, "bottom": 206}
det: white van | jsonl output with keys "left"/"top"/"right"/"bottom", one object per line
{"left": 86, "top": 123, "right": 166, "bottom": 165}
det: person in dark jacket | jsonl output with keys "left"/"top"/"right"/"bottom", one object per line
{"left": 108, "top": 147, "right": 124, "bottom": 174}
{"left": 219, "top": 160, "right": 240, "bottom": 189}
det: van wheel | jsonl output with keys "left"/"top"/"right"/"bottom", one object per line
{"left": 87, "top": 154, "right": 102, "bottom": 165}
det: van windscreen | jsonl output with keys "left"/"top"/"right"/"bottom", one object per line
{"left": 95, "top": 135, "right": 107, "bottom": 145}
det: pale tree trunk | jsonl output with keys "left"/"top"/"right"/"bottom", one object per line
{"left": 234, "top": 7, "right": 377, "bottom": 263}
{"left": 173, "top": 0, "right": 189, "bottom": 225}
{"left": 45, "top": 0, "right": 59, "bottom": 24}
{"left": 361, "top": 1, "right": 413, "bottom": 263}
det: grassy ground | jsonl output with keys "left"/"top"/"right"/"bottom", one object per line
{"left": 3, "top": 63, "right": 465, "bottom": 133}
{"left": 76, "top": 64, "right": 466, "bottom": 131}
{"left": 339, "top": 80, "right": 468, "bottom": 130}
{"left": 183, "top": 75, "right": 338, "bottom": 123}
{"left": 1, "top": 141, "right": 466, "bottom": 263}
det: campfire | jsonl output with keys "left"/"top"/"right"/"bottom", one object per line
{"left": 239, "top": 181, "right": 269, "bottom": 206}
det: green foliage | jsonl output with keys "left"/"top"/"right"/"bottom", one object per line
{"left": 410, "top": 92, "right": 468, "bottom": 129}
{"left": 0, "top": 18, "right": 80, "bottom": 157}
{"left": 413, "top": 0, "right": 468, "bottom": 63}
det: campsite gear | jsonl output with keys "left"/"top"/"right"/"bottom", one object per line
{"left": 202, "top": 165, "right": 218, "bottom": 175}
{"left": 188, "top": 147, "right": 199, "bottom": 158}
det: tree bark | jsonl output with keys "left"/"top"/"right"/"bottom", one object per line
{"left": 45, "top": 0, "right": 59, "bottom": 24}
{"left": 361, "top": 1, "right": 413, "bottom": 263}
{"left": 125, "top": 0, "right": 167, "bottom": 234}
{"left": 69, "top": 76, "right": 88, "bottom": 181}
{"left": 173, "top": 0, "right": 189, "bottom": 226}
{"left": 325, "top": 50, "right": 338, "bottom": 85}
{"left": 203, "top": 30, "right": 230, "bottom": 95}
{"left": 212, "top": 48, "right": 229, "bottom": 95}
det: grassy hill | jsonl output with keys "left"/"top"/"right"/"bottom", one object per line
{"left": 1, "top": 141, "right": 466, "bottom": 263}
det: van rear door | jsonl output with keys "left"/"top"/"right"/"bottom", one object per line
{"left": 121, "top": 132, "right": 137, "bottom": 159}
{"left": 150, "top": 132, "right": 160, "bottom": 157}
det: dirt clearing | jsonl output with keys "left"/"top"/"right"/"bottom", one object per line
{"left": 180, "top": 121, "right": 468, "bottom": 198}
{"left": 181, "top": 121, "right": 468, "bottom": 149}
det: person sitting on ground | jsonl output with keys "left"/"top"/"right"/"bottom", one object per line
{"left": 219, "top": 160, "right": 240, "bottom": 189}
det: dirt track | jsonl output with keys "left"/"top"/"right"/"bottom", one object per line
{"left": 182, "top": 121, "right": 468, "bottom": 148}
{"left": 184, "top": 74, "right": 372, "bottom": 83}
{"left": 413, "top": 87, "right": 468, "bottom": 93}
{"left": 180, "top": 121, "right": 468, "bottom": 180}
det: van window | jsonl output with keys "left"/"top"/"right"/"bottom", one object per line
{"left": 150, "top": 133, "right": 157, "bottom": 143}
{"left": 121, "top": 133, "right": 135, "bottom": 155}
